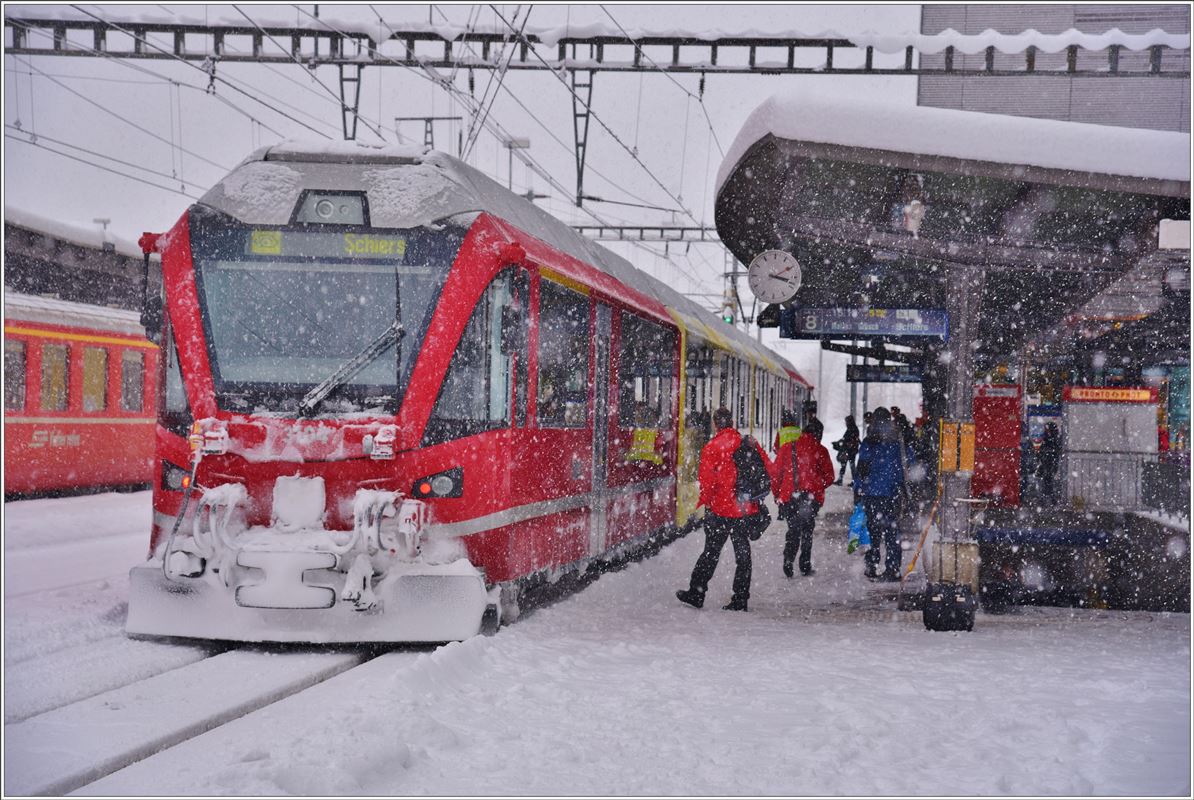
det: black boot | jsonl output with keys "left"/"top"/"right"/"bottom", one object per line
{"left": 723, "top": 598, "right": 749, "bottom": 611}
{"left": 783, "top": 561, "right": 794, "bottom": 578}
{"left": 676, "top": 589, "right": 704, "bottom": 609}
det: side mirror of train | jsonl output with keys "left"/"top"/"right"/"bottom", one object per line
{"left": 138, "top": 235, "right": 164, "bottom": 345}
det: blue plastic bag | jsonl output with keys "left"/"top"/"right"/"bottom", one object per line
{"left": 848, "top": 503, "right": 871, "bottom": 553}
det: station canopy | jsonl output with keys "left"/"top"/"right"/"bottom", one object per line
{"left": 714, "top": 89, "right": 1191, "bottom": 369}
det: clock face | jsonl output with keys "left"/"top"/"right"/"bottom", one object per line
{"left": 747, "top": 250, "right": 802, "bottom": 305}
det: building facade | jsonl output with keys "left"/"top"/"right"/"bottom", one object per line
{"left": 919, "top": 4, "right": 1190, "bottom": 132}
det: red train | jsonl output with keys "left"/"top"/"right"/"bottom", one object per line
{"left": 4, "top": 292, "right": 158, "bottom": 497}
{"left": 125, "top": 142, "right": 811, "bottom": 643}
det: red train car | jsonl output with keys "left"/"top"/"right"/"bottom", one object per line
{"left": 125, "top": 142, "right": 808, "bottom": 643}
{"left": 4, "top": 292, "right": 158, "bottom": 497}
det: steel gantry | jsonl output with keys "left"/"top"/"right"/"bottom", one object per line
{"left": 6, "top": 11, "right": 1190, "bottom": 205}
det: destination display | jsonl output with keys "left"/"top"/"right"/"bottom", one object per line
{"left": 247, "top": 230, "right": 410, "bottom": 259}
{"left": 780, "top": 307, "right": 949, "bottom": 339}
{"left": 846, "top": 365, "right": 923, "bottom": 383}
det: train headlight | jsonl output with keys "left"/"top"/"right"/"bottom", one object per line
{"left": 412, "top": 467, "right": 463, "bottom": 498}
{"left": 293, "top": 191, "right": 367, "bottom": 226}
{"left": 161, "top": 460, "right": 190, "bottom": 492}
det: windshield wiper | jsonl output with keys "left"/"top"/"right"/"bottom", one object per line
{"left": 297, "top": 320, "right": 404, "bottom": 417}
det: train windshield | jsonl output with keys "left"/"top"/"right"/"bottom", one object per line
{"left": 189, "top": 207, "right": 466, "bottom": 415}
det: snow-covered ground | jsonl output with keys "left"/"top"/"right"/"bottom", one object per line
{"left": 3, "top": 488, "right": 1190, "bottom": 795}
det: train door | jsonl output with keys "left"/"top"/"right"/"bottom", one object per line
{"left": 590, "top": 303, "right": 612, "bottom": 556}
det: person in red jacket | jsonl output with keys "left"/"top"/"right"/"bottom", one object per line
{"left": 676, "top": 407, "right": 771, "bottom": 612}
{"left": 771, "top": 417, "right": 837, "bottom": 577}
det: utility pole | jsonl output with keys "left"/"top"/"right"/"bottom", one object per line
{"left": 850, "top": 338, "right": 858, "bottom": 421}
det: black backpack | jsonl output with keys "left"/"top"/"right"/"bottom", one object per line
{"left": 733, "top": 435, "right": 772, "bottom": 501}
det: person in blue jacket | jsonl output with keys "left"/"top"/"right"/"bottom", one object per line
{"left": 855, "top": 407, "right": 905, "bottom": 581}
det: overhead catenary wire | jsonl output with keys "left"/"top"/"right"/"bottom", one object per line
{"left": 488, "top": 4, "right": 701, "bottom": 227}
{"left": 6, "top": 133, "right": 203, "bottom": 200}
{"left": 231, "top": 4, "right": 389, "bottom": 142}
{"left": 12, "top": 56, "right": 233, "bottom": 173}
{"left": 68, "top": 5, "right": 335, "bottom": 140}
{"left": 5, "top": 124, "right": 203, "bottom": 185}
{"left": 6, "top": 18, "right": 294, "bottom": 141}
{"left": 421, "top": 4, "right": 671, "bottom": 213}
{"left": 598, "top": 4, "right": 725, "bottom": 159}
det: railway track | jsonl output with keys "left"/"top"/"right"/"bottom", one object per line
{"left": 4, "top": 640, "right": 435, "bottom": 796}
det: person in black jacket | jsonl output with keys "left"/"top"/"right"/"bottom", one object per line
{"left": 832, "top": 415, "right": 861, "bottom": 486}
{"left": 1036, "top": 422, "right": 1062, "bottom": 504}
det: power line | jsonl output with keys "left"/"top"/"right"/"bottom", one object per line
{"left": 297, "top": 5, "right": 711, "bottom": 291}
{"left": 67, "top": 4, "right": 335, "bottom": 140}
{"left": 231, "top": 4, "right": 388, "bottom": 141}
{"left": 598, "top": 5, "right": 726, "bottom": 160}
{"left": 6, "top": 133, "right": 202, "bottom": 200}
{"left": 7, "top": 18, "right": 291, "bottom": 140}
{"left": 422, "top": 5, "right": 668, "bottom": 213}
{"left": 488, "top": 4, "right": 700, "bottom": 226}
{"left": 12, "top": 55, "right": 232, "bottom": 173}
{"left": 4, "top": 124, "right": 194, "bottom": 184}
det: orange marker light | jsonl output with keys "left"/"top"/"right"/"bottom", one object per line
{"left": 420, "top": 482, "right": 432, "bottom": 496}
{"left": 181, "top": 475, "right": 191, "bottom": 489}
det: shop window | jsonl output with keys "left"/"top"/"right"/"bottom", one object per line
{"left": 537, "top": 280, "right": 589, "bottom": 428}
{"left": 425, "top": 270, "right": 526, "bottom": 443}
{"left": 5, "top": 340, "right": 26, "bottom": 411}
{"left": 121, "top": 351, "right": 145, "bottom": 412}
{"left": 40, "top": 343, "right": 69, "bottom": 411}
{"left": 82, "top": 347, "right": 108, "bottom": 412}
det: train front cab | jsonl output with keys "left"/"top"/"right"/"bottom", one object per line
{"left": 127, "top": 208, "right": 686, "bottom": 643}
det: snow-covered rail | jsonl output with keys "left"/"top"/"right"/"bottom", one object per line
{"left": 3, "top": 648, "right": 410, "bottom": 795}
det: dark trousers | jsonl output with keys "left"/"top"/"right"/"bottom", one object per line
{"left": 783, "top": 493, "right": 821, "bottom": 573}
{"left": 688, "top": 513, "right": 752, "bottom": 604}
{"left": 862, "top": 495, "right": 900, "bottom": 575}
{"left": 836, "top": 455, "right": 856, "bottom": 484}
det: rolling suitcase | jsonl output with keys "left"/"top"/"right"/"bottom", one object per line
{"left": 922, "top": 498, "right": 984, "bottom": 632}
{"left": 922, "top": 581, "right": 976, "bottom": 631}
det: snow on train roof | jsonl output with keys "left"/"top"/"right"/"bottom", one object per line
{"left": 202, "top": 140, "right": 804, "bottom": 382}
{"left": 716, "top": 89, "right": 1192, "bottom": 196}
{"left": 4, "top": 291, "right": 145, "bottom": 337}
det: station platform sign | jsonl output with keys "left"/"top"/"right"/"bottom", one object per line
{"left": 846, "top": 364, "right": 922, "bottom": 383}
{"left": 780, "top": 307, "right": 949, "bottom": 339}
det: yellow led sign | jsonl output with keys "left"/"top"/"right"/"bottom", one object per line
{"left": 343, "top": 234, "right": 407, "bottom": 257}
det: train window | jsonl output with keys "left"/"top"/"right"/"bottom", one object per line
{"left": 160, "top": 329, "right": 193, "bottom": 436}
{"left": 40, "top": 343, "right": 69, "bottom": 411}
{"left": 737, "top": 360, "right": 747, "bottom": 428}
{"left": 618, "top": 313, "right": 676, "bottom": 429}
{"left": 82, "top": 347, "right": 108, "bottom": 412}
{"left": 424, "top": 271, "right": 524, "bottom": 444}
{"left": 5, "top": 340, "right": 26, "bottom": 411}
{"left": 537, "top": 280, "right": 589, "bottom": 428}
{"left": 190, "top": 212, "right": 466, "bottom": 414}
{"left": 121, "top": 351, "right": 145, "bottom": 412}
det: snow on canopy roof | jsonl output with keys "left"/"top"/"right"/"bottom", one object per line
{"left": 853, "top": 27, "right": 1189, "bottom": 55}
{"left": 4, "top": 205, "right": 142, "bottom": 258}
{"left": 201, "top": 139, "right": 801, "bottom": 380}
{"left": 716, "top": 89, "right": 1192, "bottom": 196}
{"left": 4, "top": 291, "right": 144, "bottom": 336}
{"left": 6, "top": 5, "right": 1186, "bottom": 54}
